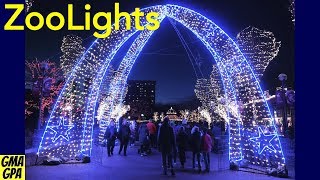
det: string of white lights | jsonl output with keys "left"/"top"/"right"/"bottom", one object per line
{"left": 38, "top": 4, "right": 285, "bottom": 170}
{"left": 236, "top": 26, "right": 281, "bottom": 80}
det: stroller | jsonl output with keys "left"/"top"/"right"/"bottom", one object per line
{"left": 138, "top": 133, "right": 152, "bottom": 156}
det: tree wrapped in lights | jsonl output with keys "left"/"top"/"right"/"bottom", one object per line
{"left": 110, "top": 104, "right": 130, "bottom": 124}
{"left": 194, "top": 78, "right": 215, "bottom": 109}
{"left": 25, "top": 100, "right": 37, "bottom": 118}
{"left": 179, "top": 109, "right": 190, "bottom": 120}
{"left": 209, "top": 64, "right": 226, "bottom": 121}
{"left": 25, "top": 60, "right": 64, "bottom": 125}
{"left": 189, "top": 109, "right": 201, "bottom": 122}
{"left": 60, "top": 35, "right": 85, "bottom": 78}
{"left": 199, "top": 109, "right": 212, "bottom": 128}
{"left": 194, "top": 65, "right": 225, "bottom": 122}
{"left": 38, "top": 5, "right": 285, "bottom": 173}
{"left": 153, "top": 112, "right": 159, "bottom": 121}
{"left": 210, "top": 64, "right": 224, "bottom": 96}
{"left": 236, "top": 26, "right": 281, "bottom": 80}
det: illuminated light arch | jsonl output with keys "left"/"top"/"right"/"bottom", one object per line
{"left": 38, "top": 4, "right": 285, "bottom": 169}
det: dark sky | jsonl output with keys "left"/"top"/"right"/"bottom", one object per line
{"left": 26, "top": 0, "right": 294, "bottom": 104}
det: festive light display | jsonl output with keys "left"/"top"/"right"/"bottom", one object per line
{"left": 236, "top": 26, "right": 281, "bottom": 80}
{"left": 194, "top": 78, "right": 215, "bottom": 109}
{"left": 25, "top": 60, "right": 64, "bottom": 125}
{"left": 210, "top": 64, "right": 224, "bottom": 96}
{"left": 48, "top": 117, "right": 74, "bottom": 142}
{"left": 38, "top": 4, "right": 285, "bottom": 171}
{"left": 111, "top": 104, "right": 130, "bottom": 121}
{"left": 60, "top": 35, "right": 85, "bottom": 78}
{"left": 249, "top": 127, "right": 277, "bottom": 154}
{"left": 98, "top": 65, "right": 116, "bottom": 98}
{"left": 153, "top": 112, "right": 159, "bottom": 121}
{"left": 179, "top": 109, "right": 190, "bottom": 120}
{"left": 199, "top": 109, "right": 212, "bottom": 128}
{"left": 188, "top": 109, "right": 201, "bottom": 122}
{"left": 25, "top": 100, "right": 37, "bottom": 118}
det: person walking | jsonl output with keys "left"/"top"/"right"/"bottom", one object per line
{"left": 170, "top": 121, "right": 177, "bottom": 164}
{"left": 138, "top": 123, "right": 149, "bottom": 156}
{"left": 176, "top": 126, "right": 188, "bottom": 169}
{"left": 191, "top": 126, "right": 202, "bottom": 173}
{"left": 104, "top": 120, "right": 117, "bottom": 157}
{"left": 158, "top": 117, "right": 176, "bottom": 176}
{"left": 147, "top": 120, "right": 157, "bottom": 148}
{"left": 118, "top": 120, "right": 131, "bottom": 156}
{"left": 201, "top": 128, "right": 213, "bottom": 172}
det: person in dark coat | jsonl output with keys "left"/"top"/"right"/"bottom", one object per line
{"left": 158, "top": 117, "right": 176, "bottom": 176}
{"left": 118, "top": 120, "right": 131, "bottom": 156}
{"left": 176, "top": 126, "right": 188, "bottom": 168}
{"left": 191, "top": 126, "right": 202, "bottom": 173}
{"left": 104, "top": 120, "right": 117, "bottom": 157}
{"left": 138, "top": 123, "right": 150, "bottom": 155}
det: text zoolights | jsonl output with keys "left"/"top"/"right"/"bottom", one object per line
{"left": 4, "top": 3, "right": 161, "bottom": 38}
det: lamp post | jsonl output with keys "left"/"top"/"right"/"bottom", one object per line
{"left": 278, "top": 73, "right": 287, "bottom": 136}
{"left": 37, "top": 62, "right": 49, "bottom": 130}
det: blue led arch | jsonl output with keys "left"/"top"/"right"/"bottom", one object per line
{"left": 38, "top": 4, "right": 285, "bottom": 169}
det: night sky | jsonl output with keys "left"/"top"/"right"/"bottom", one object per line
{"left": 26, "top": 0, "right": 294, "bottom": 104}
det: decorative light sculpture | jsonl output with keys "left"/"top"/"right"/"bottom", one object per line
{"left": 236, "top": 26, "right": 281, "bottom": 80}
{"left": 153, "top": 112, "right": 159, "bottom": 121}
{"left": 60, "top": 35, "right": 85, "bottom": 78}
{"left": 38, "top": 4, "right": 285, "bottom": 172}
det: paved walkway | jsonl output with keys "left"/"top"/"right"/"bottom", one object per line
{"left": 27, "top": 146, "right": 294, "bottom": 180}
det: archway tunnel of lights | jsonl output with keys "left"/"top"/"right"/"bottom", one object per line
{"left": 38, "top": 4, "right": 286, "bottom": 170}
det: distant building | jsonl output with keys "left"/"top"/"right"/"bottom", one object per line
{"left": 124, "top": 80, "right": 156, "bottom": 119}
{"left": 166, "top": 107, "right": 181, "bottom": 121}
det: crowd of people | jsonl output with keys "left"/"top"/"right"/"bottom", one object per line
{"left": 104, "top": 116, "right": 216, "bottom": 176}
{"left": 157, "top": 117, "right": 213, "bottom": 175}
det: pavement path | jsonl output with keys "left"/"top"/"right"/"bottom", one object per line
{"left": 27, "top": 145, "right": 294, "bottom": 180}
